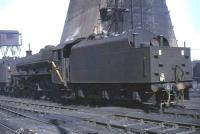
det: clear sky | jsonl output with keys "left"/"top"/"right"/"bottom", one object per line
{"left": 167, "top": 0, "right": 200, "bottom": 60}
{"left": 0, "top": 0, "right": 200, "bottom": 60}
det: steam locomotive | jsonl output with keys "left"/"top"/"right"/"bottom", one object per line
{"left": 0, "top": 31, "right": 192, "bottom": 107}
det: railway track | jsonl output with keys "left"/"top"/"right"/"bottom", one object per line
{"left": 0, "top": 96, "right": 199, "bottom": 119}
{"left": 163, "top": 106, "right": 200, "bottom": 119}
{"left": 0, "top": 97, "right": 124, "bottom": 133}
{"left": 0, "top": 96, "right": 200, "bottom": 134}
{"left": 0, "top": 105, "right": 74, "bottom": 134}
{"left": 0, "top": 121, "right": 18, "bottom": 134}
{"left": 0, "top": 105, "right": 124, "bottom": 134}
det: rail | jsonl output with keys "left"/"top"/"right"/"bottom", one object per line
{"left": 0, "top": 96, "right": 199, "bottom": 134}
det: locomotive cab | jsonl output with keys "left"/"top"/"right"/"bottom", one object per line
{"left": 52, "top": 38, "right": 84, "bottom": 86}
{"left": 52, "top": 48, "right": 64, "bottom": 84}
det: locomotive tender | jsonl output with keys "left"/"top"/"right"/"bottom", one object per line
{"left": 52, "top": 32, "right": 192, "bottom": 105}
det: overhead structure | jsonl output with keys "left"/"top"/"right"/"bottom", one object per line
{"left": 60, "top": 0, "right": 100, "bottom": 43}
{"left": 61, "top": 0, "right": 177, "bottom": 47}
{"left": 0, "top": 30, "right": 22, "bottom": 57}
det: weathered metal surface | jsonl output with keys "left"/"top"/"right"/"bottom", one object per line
{"left": 15, "top": 46, "right": 54, "bottom": 75}
{"left": 61, "top": 0, "right": 177, "bottom": 47}
{"left": 16, "top": 46, "right": 55, "bottom": 66}
{"left": 69, "top": 36, "right": 191, "bottom": 84}
{"left": 60, "top": 0, "right": 100, "bottom": 43}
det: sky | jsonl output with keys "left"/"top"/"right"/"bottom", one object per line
{"left": 166, "top": 0, "right": 200, "bottom": 60}
{"left": 0, "top": 0, "right": 200, "bottom": 60}
{"left": 0, "top": 0, "right": 70, "bottom": 57}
